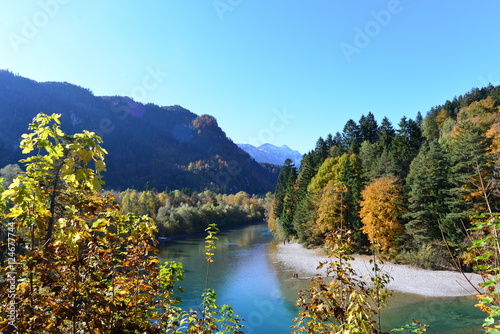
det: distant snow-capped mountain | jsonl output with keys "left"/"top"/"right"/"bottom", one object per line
{"left": 237, "top": 143, "right": 302, "bottom": 166}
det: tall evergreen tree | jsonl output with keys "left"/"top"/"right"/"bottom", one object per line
{"left": 273, "top": 158, "right": 298, "bottom": 230}
{"left": 312, "top": 137, "right": 329, "bottom": 169}
{"left": 445, "top": 121, "right": 494, "bottom": 235}
{"left": 325, "top": 133, "right": 335, "bottom": 149}
{"left": 293, "top": 154, "right": 316, "bottom": 243}
{"left": 342, "top": 119, "right": 362, "bottom": 153}
{"left": 281, "top": 180, "right": 298, "bottom": 237}
{"left": 337, "top": 153, "right": 366, "bottom": 247}
{"left": 359, "top": 112, "right": 379, "bottom": 144}
{"left": 359, "top": 141, "right": 383, "bottom": 184}
{"left": 405, "top": 140, "right": 452, "bottom": 247}
{"left": 377, "top": 117, "right": 395, "bottom": 150}
{"left": 389, "top": 117, "right": 422, "bottom": 179}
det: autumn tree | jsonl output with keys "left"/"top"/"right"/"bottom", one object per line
{"left": 360, "top": 176, "right": 404, "bottom": 254}
{"left": 293, "top": 229, "right": 392, "bottom": 333}
{"left": 0, "top": 113, "right": 242, "bottom": 334}
{"left": 306, "top": 154, "right": 363, "bottom": 245}
{"left": 313, "top": 182, "right": 348, "bottom": 240}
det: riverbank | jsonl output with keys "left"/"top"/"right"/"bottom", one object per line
{"left": 276, "top": 242, "right": 484, "bottom": 297}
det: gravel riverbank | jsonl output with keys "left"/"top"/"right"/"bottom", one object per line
{"left": 276, "top": 242, "right": 484, "bottom": 297}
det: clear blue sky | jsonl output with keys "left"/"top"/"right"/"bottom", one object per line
{"left": 1, "top": 1, "right": 499, "bottom": 154}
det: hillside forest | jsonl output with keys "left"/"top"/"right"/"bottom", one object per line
{"left": 0, "top": 70, "right": 279, "bottom": 194}
{"left": 270, "top": 84, "right": 500, "bottom": 269}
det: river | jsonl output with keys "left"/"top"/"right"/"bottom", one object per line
{"left": 157, "top": 222, "right": 485, "bottom": 333}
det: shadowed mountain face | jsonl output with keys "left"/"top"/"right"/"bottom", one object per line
{"left": 0, "top": 70, "right": 278, "bottom": 193}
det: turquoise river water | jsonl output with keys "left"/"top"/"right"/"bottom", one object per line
{"left": 157, "top": 223, "right": 485, "bottom": 333}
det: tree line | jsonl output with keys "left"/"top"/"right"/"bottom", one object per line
{"left": 116, "top": 188, "right": 269, "bottom": 237}
{"left": 270, "top": 84, "right": 500, "bottom": 269}
{"left": 1, "top": 169, "right": 269, "bottom": 242}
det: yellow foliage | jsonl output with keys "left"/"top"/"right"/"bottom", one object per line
{"left": 314, "top": 181, "right": 348, "bottom": 237}
{"left": 360, "top": 176, "right": 404, "bottom": 254}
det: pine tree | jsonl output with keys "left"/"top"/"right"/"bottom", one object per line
{"left": 337, "top": 153, "right": 365, "bottom": 246}
{"left": 293, "top": 154, "right": 317, "bottom": 243}
{"left": 342, "top": 119, "right": 362, "bottom": 153}
{"left": 312, "top": 137, "right": 329, "bottom": 168}
{"left": 405, "top": 140, "right": 452, "bottom": 247}
{"left": 281, "top": 180, "right": 298, "bottom": 237}
{"left": 359, "top": 140, "right": 383, "bottom": 184}
{"left": 273, "top": 158, "right": 298, "bottom": 235}
{"left": 359, "top": 112, "right": 379, "bottom": 144}
{"left": 389, "top": 117, "right": 422, "bottom": 179}
{"left": 377, "top": 117, "right": 395, "bottom": 150}
{"left": 445, "top": 121, "right": 494, "bottom": 239}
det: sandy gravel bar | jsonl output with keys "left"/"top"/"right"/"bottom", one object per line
{"left": 276, "top": 242, "right": 484, "bottom": 297}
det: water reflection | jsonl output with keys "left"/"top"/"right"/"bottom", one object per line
{"left": 158, "top": 222, "right": 485, "bottom": 334}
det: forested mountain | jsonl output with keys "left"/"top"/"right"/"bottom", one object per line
{"left": 270, "top": 85, "right": 500, "bottom": 269}
{"left": 0, "top": 70, "right": 278, "bottom": 193}
{"left": 237, "top": 143, "right": 302, "bottom": 166}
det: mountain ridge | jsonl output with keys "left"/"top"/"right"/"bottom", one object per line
{"left": 237, "top": 143, "right": 302, "bottom": 166}
{"left": 0, "top": 70, "right": 279, "bottom": 193}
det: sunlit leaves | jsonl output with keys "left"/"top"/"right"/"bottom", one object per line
{"left": 360, "top": 176, "right": 404, "bottom": 254}
{"left": 0, "top": 113, "right": 242, "bottom": 333}
{"left": 467, "top": 215, "right": 500, "bottom": 333}
{"left": 204, "top": 223, "right": 219, "bottom": 263}
{"left": 292, "top": 229, "right": 391, "bottom": 334}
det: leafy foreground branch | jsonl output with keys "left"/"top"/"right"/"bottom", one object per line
{"left": 0, "top": 113, "right": 242, "bottom": 334}
{"left": 467, "top": 213, "right": 500, "bottom": 333}
{"left": 292, "top": 228, "right": 395, "bottom": 334}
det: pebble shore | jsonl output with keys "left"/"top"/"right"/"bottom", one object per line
{"left": 275, "top": 242, "right": 484, "bottom": 297}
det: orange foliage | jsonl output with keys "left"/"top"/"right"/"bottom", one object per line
{"left": 360, "top": 176, "right": 404, "bottom": 254}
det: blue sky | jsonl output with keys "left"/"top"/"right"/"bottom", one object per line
{"left": 1, "top": 1, "right": 499, "bottom": 154}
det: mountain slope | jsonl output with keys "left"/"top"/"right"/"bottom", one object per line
{"left": 237, "top": 143, "right": 302, "bottom": 166}
{"left": 0, "top": 70, "right": 278, "bottom": 193}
